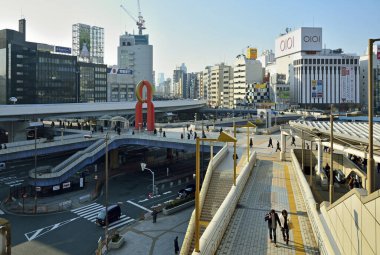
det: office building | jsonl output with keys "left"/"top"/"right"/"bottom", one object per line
{"left": 78, "top": 62, "right": 107, "bottom": 103}
{"left": 272, "top": 27, "right": 360, "bottom": 107}
{"left": 233, "top": 54, "right": 263, "bottom": 107}
{"left": 117, "top": 32, "right": 153, "bottom": 86}
{"left": 107, "top": 66, "right": 135, "bottom": 102}
{"left": 207, "top": 63, "right": 233, "bottom": 108}
{"left": 359, "top": 46, "right": 380, "bottom": 112}
{"left": 72, "top": 23, "right": 104, "bottom": 64}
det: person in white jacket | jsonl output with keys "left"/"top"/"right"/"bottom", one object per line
{"left": 279, "top": 209, "right": 290, "bottom": 245}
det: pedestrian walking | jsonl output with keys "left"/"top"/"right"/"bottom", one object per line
{"left": 132, "top": 130, "right": 135, "bottom": 135}
{"left": 194, "top": 132, "right": 197, "bottom": 139}
{"left": 187, "top": 133, "right": 191, "bottom": 140}
{"left": 232, "top": 153, "right": 239, "bottom": 160}
{"left": 275, "top": 140, "right": 281, "bottom": 152}
{"left": 249, "top": 138, "right": 253, "bottom": 148}
{"left": 180, "top": 133, "right": 184, "bottom": 139}
{"left": 202, "top": 130, "right": 207, "bottom": 138}
{"left": 220, "top": 127, "right": 223, "bottom": 133}
{"left": 306, "top": 143, "right": 310, "bottom": 150}
{"left": 265, "top": 209, "right": 281, "bottom": 247}
{"left": 291, "top": 136, "right": 296, "bottom": 147}
{"left": 174, "top": 236, "right": 179, "bottom": 254}
{"left": 152, "top": 209, "right": 158, "bottom": 223}
{"left": 163, "top": 131, "right": 166, "bottom": 137}
{"left": 268, "top": 137, "right": 273, "bottom": 148}
{"left": 279, "top": 209, "right": 290, "bottom": 245}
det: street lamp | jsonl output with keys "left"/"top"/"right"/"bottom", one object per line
{"left": 30, "top": 121, "right": 43, "bottom": 213}
{"left": 368, "top": 38, "right": 380, "bottom": 194}
{"left": 140, "top": 163, "right": 155, "bottom": 196}
{"left": 194, "top": 131, "right": 236, "bottom": 252}
{"left": 233, "top": 121, "right": 256, "bottom": 165}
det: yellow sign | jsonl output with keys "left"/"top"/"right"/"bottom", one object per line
{"left": 247, "top": 48, "right": 257, "bottom": 60}
{"left": 254, "top": 83, "right": 267, "bottom": 89}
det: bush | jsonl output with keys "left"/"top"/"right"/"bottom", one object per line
{"left": 111, "top": 233, "right": 121, "bottom": 242}
{"left": 164, "top": 196, "right": 194, "bottom": 210}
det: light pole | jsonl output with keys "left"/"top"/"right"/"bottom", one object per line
{"left": 234, "top": 121, "right": 256, "bottom": 164}
{"left": 104, "top": 132, "right": 109, "bottom": 251}
{"left": 34, "top": 126, "right": 37, "bottom": 213}
{"left": 194, "top": 131, "right": 236, "bottom": 252}
{"left": 329, "top": 105, "right": 334, "bottom": 204}
{"left": 140, "top": 163, "right": 155, "bottom": 196}
{"left": 368, "top": 38, "right": 380, "bottom": 193}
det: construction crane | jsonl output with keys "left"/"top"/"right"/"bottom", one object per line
{"left": 120, "top": 0, "right": 146, "bottom": 35}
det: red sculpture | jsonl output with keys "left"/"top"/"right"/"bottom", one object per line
{"left": 135, "top": 80, "right": 155, "bottom": 131}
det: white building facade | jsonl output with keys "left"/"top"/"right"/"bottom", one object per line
{"left": 72, "top": 23, "right": 104, "bottom": 64}
{"left": 117, "top": 33, "right": 153, "bottom": 86}
{"left": 233, "top": 55, "right": 263, "bottom": 107}
{"left": 273, "top": 27, "right": 360, "bottom": 106}
{"left": 107, "top": 66, "right": 135, "bottom": 102}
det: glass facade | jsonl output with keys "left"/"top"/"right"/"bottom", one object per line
{"left": 36, "top": 51, "right": 77, "bottom": 103}
{"left": 79, "top": 62, "right": 107, "bottom": 103}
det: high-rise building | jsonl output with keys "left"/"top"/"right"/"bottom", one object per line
{"left": 359, "top": 46, "right": 380, "bottom": 112}
{"left": 207, "top": 63, "right": 233, "bottom": 108}
{"left": 117, "top": 32, "right": 153, "bottom": 87}
{"left": 233, "top": 55, "right": 263, "bottom": 107}
{"left": 257, "top": 49, "right": 275, "bottom": 68}
{"left": 72, "top": 23, "right": 104, "bottom": 64}
{"left": 78, "top": 62, "right": 107, "bottom": 103}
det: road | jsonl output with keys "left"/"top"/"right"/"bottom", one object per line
{"left": 4, "top": 154, "right": 198, "bottom": 255}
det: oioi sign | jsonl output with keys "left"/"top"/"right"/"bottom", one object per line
{"left": 275, "top": 27, "right": 322, "bottom": 58}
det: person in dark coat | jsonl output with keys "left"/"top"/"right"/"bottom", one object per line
{"left": 152, "top": 209, "right": 158, "bottom": 223}
{"left": 265, "top": 209, "right": 281, "bottom": 247}
{"left": 249, "top": 138, "right": 253, "bottom": 148}
{"left": 163, "top": 131, "right": 166, "bottom": 137}
{"left": 174, "top": 236, "right": 179, "bottom": 254}
{"left": 268, "top": 137, "right": 273, "bottom": 148}
{"left": 180, "top": 133, "right": 184, "bottom": 139}
{"left": 291, "top": 136, "right": 296, "bottom": 147}
{"left": 275, "top": 140, "right": 281, "bottom": 152}
{"left": 280, "top": 209, "right": 290, "bottom": 245}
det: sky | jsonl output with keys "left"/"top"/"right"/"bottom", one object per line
{"left": 1, "top": 0, "right": 379, "bottom": 79}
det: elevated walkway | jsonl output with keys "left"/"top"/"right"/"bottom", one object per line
{"left": 27, "top": 131, "right": 223, "bottom": 187}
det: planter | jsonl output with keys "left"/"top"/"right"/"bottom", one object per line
{"left": 108, "top": 236, "right": 125, "bottom": 249}
{"left": 163, "top": 200, "right": 194, "bottom": 215}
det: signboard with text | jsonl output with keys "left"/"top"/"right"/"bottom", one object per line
{"left": 311, "top": 80, "right": 323, "bottom": 98}
{"left": 275, "top": 27, "right": 322, "bottom": 58}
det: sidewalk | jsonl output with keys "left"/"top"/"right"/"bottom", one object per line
{"left": 216, "top": 139, "right": 319, "bottom": 254}
{"left": 107, "top": 206, "right": 193, "bottom": 255}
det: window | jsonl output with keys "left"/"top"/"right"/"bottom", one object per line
{"left": 317, "top": 59, "right": 320, "bottom": 64}
{"left": 321, "top": 59, "right": 324, "bottom": 64}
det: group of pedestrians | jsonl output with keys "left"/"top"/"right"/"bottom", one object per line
{"left": 0, "top": 144, "right": 7, "bottom": 150}
{"left": 265, "top": 209, "right": 291, "bottom": 247}
{"left": 268, "top": 137, "right": 281, "bottom": 152}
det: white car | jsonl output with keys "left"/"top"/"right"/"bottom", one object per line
{"left": 84, "top": 133, "right": 93, "bottom": 139}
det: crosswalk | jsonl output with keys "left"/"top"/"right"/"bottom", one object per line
{"left": 0, "top": 176, "right": 24, "bottom": 187}
{"left": 71, "top": 203, "right": 135, "bottom": 231}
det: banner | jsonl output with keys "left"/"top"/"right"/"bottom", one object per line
{"left": 311, "top": 80, "right": 323, "bottom": 98}
{"left": 340, "top": 67, "right": 355, "bottom": 103}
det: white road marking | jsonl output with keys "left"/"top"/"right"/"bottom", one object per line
{"left": 0, "top": 209, "right": 4, "bottom": 215}
{"left": 24, "top": 217, "right": 79, "bottom": 241}
{"left": 163, "top": 191, "right": 172, "bottom": 195}
{"left": 107, "top": 218, "right": 134, "bottom": 231}
{"left": 138, "top": 198, "right": 148, "bottom": 203}
{"left": 71, "top": 203, "right": 98, "bottom": 213}
{"left": 126, "top": 200, "right": 152, "bottom": 213}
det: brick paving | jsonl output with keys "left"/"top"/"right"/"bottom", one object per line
{"left": 216, "top": 135, "right": 319, "bottom": 255}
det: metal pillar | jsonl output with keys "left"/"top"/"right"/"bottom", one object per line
{"left": 301, "top": 130, "right": 304, "bottom": 172}
{"left": 329, "top": 110, "right": 334, "bottom": 204}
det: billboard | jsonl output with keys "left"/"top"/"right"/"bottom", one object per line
{"left": 55, "top": 46, "right": 72, "bottom": 54}
{"left": 275, "top": 27, "right": 322, "bottom": 58}
{"left": 340, "top": 67, "right": 355, "bottom": 103}
{"left": 311, "top": 80, "right": 323, "bottom": 98}
{"left": 254, "top": 83, "right": 267, "bottom": 89}
{"left": 247, "top": 48, "right": 257, "bottom": 60}
{"left": 107, "top": 67, "right": 133, "bottom": 75}
{"left": 79, "top": 27, "right": 91, "bottom": 58}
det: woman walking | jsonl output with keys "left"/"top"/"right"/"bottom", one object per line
{"left": 279, "top": 209, "right": 290, "bottom": 245}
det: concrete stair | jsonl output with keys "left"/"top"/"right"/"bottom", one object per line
{"left": 187, "top": 170, "right": 233, "bottom": 254}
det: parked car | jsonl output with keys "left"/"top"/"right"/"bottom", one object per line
{"left": 178, "top": 184, "right": 196, "bottom": 199}
{"left": 84, "top": 133, "right": 93, "bottom": 139}
{"left": 96, "top": 204, "right": 121, "bottom": 226}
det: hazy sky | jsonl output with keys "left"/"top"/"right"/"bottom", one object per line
{"left": 1, "top": 0, "right": 379, "bottom": 78}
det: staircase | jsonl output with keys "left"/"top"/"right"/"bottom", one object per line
{"left": 186, "top": 168, "right": 233, "bottom": 254}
